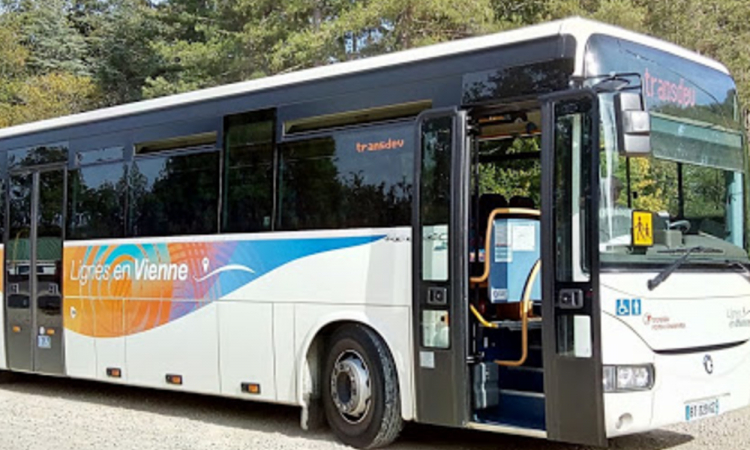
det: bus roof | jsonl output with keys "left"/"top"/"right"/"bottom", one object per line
{"left": 0, "top": 17, "right": 729, "bottom": 142}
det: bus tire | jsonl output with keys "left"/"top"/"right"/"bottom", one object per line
{"left": 322, "top": 324, "right": 402, "bottom": 449}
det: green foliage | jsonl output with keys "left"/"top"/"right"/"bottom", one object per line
{"left": 477, "top": 137, "right": 542, "bottom": 206}
{"left": 13, "top": 0, "right": 90, "bottom": 75}
{"left": 89, "top": 0, "right": 163, "bottom": 105}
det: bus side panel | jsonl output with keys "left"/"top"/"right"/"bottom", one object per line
{"left": 95, "top": 299, "right": 126, "bottom": 382}
{"left": 221, "top": 228, "right": 413, "bottom": 415}
{"left": 63, "top": 297, "right": 97, "bottom": 379}
{"left": 273, "top": 303, "right": 297, "bottom": 403}
{"left": 217, "top": 301, "right": 277, "bottom": 401}
{"left": 61, "top": 230, "right": 409, "bottom": 403}
{"left": 126, "top": 302, "right": 220, "bottom": 394}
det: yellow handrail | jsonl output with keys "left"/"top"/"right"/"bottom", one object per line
{"left": 470, "top": 259, "right": 541, "bottom": 367}
{"left": 470, "top": 304, "right": 498, "bottom": 329}
{"left": 495, "top": 259, "right": 540, "bottom": 367}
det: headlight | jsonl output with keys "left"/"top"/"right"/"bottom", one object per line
{"left": 603, "top": 364, "right": 655, "bottom": 392}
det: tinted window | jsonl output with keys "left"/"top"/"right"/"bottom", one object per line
{"left": 77, "top": 147, "right": 124, "bottom": 165}
{"left": 419, "top": 115, "right": 453, "bottom": 282}
{"left": 223, "top": 110, "right": 274, "bottom": 233}
{"left": 130, "top": 151, "right": 219, "bottom": 237}
{"left": 277, "top": 123, "right": 413, "bottom": 230}
{"left": 8, "top": 143, "right": 68, "bottom": 169}
{"left": 68, "top": 163, "right": 128, "bottom": 240}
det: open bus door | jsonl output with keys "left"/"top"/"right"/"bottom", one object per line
{"left": 540, "top": 90, "right": 606, "bottom": 446}
{"left": 412, "top": 108, "right": 470, "bottom": 427}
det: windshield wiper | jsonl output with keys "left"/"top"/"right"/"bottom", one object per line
{"left": 647, "top": 246, "right": 706, "bottom": 291}
{"left": 724, "top": 260, "right": 750, "bottom": 280}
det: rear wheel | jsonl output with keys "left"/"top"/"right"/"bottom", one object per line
{"left": 323, "top": 324, "right": 402, "bottom": 449}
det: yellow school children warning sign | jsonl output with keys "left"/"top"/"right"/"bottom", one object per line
{"left": 632, "top": 211, "right": 653, "bottom": 246}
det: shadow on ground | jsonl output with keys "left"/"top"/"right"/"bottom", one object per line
{"left": 394, "top": 422, "right": 693, "bottom": 450}
{"left": 0, "top": 373, "right": 694, "bottom": 450}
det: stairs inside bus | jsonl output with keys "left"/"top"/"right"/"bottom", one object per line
{"left": 472, "top": 322, "right": 546, "bottom": 430}
{"left": 468, "top": 201, "right": 545, "bottom": 430}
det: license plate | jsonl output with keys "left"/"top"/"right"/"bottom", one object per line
{"left": 685, "top": 397, "right": 720, "bottom": 421}
{"left": 37, "top": 335, "right": 51, "bottom": 349}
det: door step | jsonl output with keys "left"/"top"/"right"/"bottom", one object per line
{"left": 499, "top": 366, "right": 544, "bottom": 393}
{"left": 500, "top": 389, "right": 545, "bottom": 399}
{"left": 468, "top": 421, "right": 547, "bottom": 438}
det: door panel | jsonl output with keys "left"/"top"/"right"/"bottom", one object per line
{"left": 5, "top": 168, "right": 66, "bottom": 375}
{"left": 34, "top": 170, "right": 65, "bottom": 374}
{"left": 412, "top": 109, "right": 469, "bottom": 427}
{"left": 6, "top": 173, "right": 33, "bottom": 372}
{"left": 540, "top": 91, "right": 605, "bottom": 445}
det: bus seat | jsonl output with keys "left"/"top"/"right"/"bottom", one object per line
{"left": 471, "top": 194, "right": 507, "bottom": 276}
{"left": 480, "top": 194, "right": 508, "bottom": 221}
{"left": 487, "top": 213, "right": 541, "bottom": 320}
{"left": 509, "top": 195, "right": 535, "bottom": 209}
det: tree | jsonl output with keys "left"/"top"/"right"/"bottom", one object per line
{"left": 89, "top": 0, "right": 163, "bottom": 105}
{"left": 0, "top": 73, "right": 100, "bottom": 127}
{"left": 10, "top": 0, "right": 90, "bottom": 76}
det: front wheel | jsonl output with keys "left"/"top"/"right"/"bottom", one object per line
{"left": 322, "top": 324, "right": 402, "bottom": 449}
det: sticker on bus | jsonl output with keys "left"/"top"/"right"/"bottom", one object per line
{"left": 632, "top": 211, "right": 654, "bottom": 246}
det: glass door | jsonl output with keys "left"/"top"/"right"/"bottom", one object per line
{"left": 5, "top": 167, "right": 65, "bottom": 375}
{"left": 540, "top": 91, "right": 605, "bottom": 445}
{"left": 412, "top": 108, "right": 470, "bottom": 427}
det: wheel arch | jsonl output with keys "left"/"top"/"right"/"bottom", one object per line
{"left": 296, "top": 311, "right": 414, "bottom": 425}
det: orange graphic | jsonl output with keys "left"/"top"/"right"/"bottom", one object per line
{"left": 63, "top": 241, "right": 226, "bottom": 338}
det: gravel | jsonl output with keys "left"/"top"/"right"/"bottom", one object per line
{"left": 0, "top": 373, "right": 747, "bottom": 450}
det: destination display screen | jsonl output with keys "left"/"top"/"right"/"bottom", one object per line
{"left": 584, "top": 34, "right": 744, "bottom": 172}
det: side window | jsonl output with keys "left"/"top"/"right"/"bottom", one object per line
{"left": 68, "top": 161, "right": 128, "bottom": 240}
{"left": 277, "top": 123, "right": 413, "bottom": 230}
{"left": 8, "top": 143, "right": 67, "bottom": 169}
{"left": 130, "top": 134, "right": 219, "bottom": 237}
{"left": 223, "top": 110, "right": 275, "bottom": 232}
{"left": 419, "top": 116, "right": 453, "bottom": 282}
{"left": 553, "top": 103, "right": 592, "bottom": 283}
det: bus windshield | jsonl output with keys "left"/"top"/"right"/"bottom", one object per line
{"left": 599, "top": 102, "right": 748, "bottom": 265}
{"left": 587, "top": 34, "right": 748, "bottom": 266}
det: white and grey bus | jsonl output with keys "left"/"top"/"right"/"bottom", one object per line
{"left": 0, "top": 17, "right": 748, "bottom": 448}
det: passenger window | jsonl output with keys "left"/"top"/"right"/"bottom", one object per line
{"left": 130, "top": 150, "right": 219, "bottom": 237}
{"left": 68, "top": 162, "right": 128, "bottom": 239}
{"left": 277, "top": 123, "right": 413, "bottom": 230}
{"left": 8, "top": 143, "right": 68, "bottom": 169}
{"left": 223, "top": 110, "right": 275, "bottom": 232}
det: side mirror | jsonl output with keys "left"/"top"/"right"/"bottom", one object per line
{"left": 615, "top": 92, "right": 651, "bottom": 155}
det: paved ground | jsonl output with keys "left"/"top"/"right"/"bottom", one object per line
{"left": 0, "top": 373, "right": 747, "bottom": 450}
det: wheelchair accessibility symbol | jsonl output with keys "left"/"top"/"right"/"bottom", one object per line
{"left": 616, "top": 298, "right": 642, "bottom": 316}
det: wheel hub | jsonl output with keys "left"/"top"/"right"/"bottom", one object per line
{"left": 330, "top": 351, "right": 371, "bottom": 423}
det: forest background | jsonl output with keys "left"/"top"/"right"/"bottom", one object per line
{"left": 0, "top": 0, "right": 747, "bottom": 135}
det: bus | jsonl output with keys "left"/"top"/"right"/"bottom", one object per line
{"left": 0, "top": 16, "right": 748, "bottom": 448}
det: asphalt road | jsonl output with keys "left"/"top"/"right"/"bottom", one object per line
{"left": 0, "top": 373, "right": 747, "bottom": 450}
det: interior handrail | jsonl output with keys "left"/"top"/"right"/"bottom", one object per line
{"left": 495, "top": 259, "right": 540, "bottom": 367}
{"left": 469, "top": 259, "right": 541, "bottom": 367}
